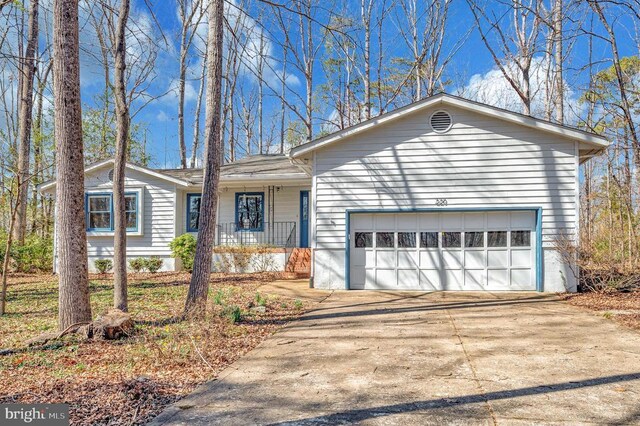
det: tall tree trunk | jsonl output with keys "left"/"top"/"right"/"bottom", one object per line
{"left": 185, "top": 0, "right": 224, "bottom": 316}
{"left": 362, "top": 0, "right": 372, "bottom": 120}
{"left": 553, "top": 0, "right": 563, "bottom": 124}
{"left": 257, "top": 32, "right": 265, "bottom": 154}
{"left": 90, "top": 9, "right": 111, "bottom": 158}
{"left": 178, "top": 38, "right": 188, "bottom": 168}
{"left": 177, "top": 0, "right": 204, "bottom": 168}
{"left": 31, "top": 61, "right": 52, "bottom": 237}
{"left": 12, "top": 0, "right": 39, "bottom": 244}
{"left": 53, "top": 0, "right": 92, "bottom": 330}
{"left": 0, "top": 203, "right": 18, "bottom": 316}
{"left": 301, "top": 4, "right": 314, "bottom": 142}
{"left": 280, "top": 45, "right": 287, "bottom": 154}
{"left": 521, "top": 63, "right": 531, "bottom": 116}
{"left": 190, "top": 49, "right": 207, "bottom": 168}
{"left": 113, "top": 0, "right": 131, "bottom": 312}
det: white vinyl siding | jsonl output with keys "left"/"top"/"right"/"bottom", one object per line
{"left": 83, "top": 167, "right": 176, "bottom": 258}
{"left": 311, "top": 105, "right": 578, "bottom": 291}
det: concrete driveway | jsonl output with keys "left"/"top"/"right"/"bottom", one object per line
{"left": 151, "top": 286, "right": 640, "bottom": 425}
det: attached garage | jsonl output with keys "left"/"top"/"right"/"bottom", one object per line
{"left": 348, "top": 210, "right": 540, "bottom": 291}
{"left": 289, "top": 93, "right": 609, "bottom": 292}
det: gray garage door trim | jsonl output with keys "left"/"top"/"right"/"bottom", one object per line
{"left": 345, "top": 207, "right": 543, "bottom": 291}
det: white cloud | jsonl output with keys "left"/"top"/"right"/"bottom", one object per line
{"left": 159, "top": 79, "right": 199, "bottom": 106}
{"left": 455, "top": 56, "right": 581, "bottom": 124}
{"left": 156, "top": 110, "right": 170, "bottom": 122}
{"left": 320, "top": 107, "right": 375, "bottom": 135}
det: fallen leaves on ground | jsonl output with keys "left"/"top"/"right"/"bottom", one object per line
{"left": 0, "top": 272, "right": 310, "bottom": 425}
{"left": 563, "top": 290, "right": 640, "bottom": 330}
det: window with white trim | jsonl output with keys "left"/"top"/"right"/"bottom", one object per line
{"left": 86, "top": 192, "right": 138, "bottom": 232}
{"left": 187, "top": 193, "right": 202, "bottom": 232}
{"left": 235, "top": 192, "right": 264, "bottom": 231}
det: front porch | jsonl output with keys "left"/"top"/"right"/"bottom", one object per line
{"left": 209, "top": 183, "right": 311, "bottom": 249}
{"left": 215, "top": 221, "right": 298, "bottom": 247}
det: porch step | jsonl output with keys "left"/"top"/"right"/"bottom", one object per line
{"left": 286, "top": 248, "right": 311, "bottom": 278}
{"left": 282, "top": 271, "right": 311, "bottom": 280}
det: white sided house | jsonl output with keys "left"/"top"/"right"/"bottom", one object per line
{"left": 40, "top": 94, "right": 608, "bottom": 292}
{"left": 39, "top": 155, "right": 312, "bottom": 273}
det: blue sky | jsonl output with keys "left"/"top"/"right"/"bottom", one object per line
{"left": 2, "top": 0, "right": 637, "bottom": 169}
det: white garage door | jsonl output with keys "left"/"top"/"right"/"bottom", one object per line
{"left": 349, "top": 211, "right": 536, "bottom": 291}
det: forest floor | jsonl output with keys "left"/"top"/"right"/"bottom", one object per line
{"left": 563, "top": 290, "right": 640, "bottom": 330}
{"left": 0, "top": 272, "right": 311, "bottom": 425}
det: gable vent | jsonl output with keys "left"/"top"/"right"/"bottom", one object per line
{"left": 430, "top": 110, "right": 452, "bottom": 133}
{"left": 108, "top": 169, "right": 114, "bottom": 181}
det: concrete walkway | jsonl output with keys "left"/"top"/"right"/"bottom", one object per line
{"left": 151, "top": 286, "right": 640, "bottom": 425}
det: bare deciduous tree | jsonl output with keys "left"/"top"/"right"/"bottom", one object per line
{"left": 12, "top": 0, "right": 39, "bottom": 244}
{"left": 177, "top": 0, "right": 205, "bottom": 168}
{"left": 190, "top": 47, "right": 207, "bottom": 168}
{"left": 467, "top": 0, "right": 543, "bottom": 115}
{"left": 552, "top": 0, "right": 563, "bottom": 124}
{"left": 588, "top": 0, "right": 639, "bottom": 154}
{"left": 112, "top": 0, "right": 131, "bottom": 312}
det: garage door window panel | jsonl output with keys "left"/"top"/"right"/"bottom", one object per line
{"left": 465, "top": 232, "right": 485, "bottom": 248}
{"left": 398, "top": 232, "right": 416, "bottom": 248}
{"left": 487, "top": 231, "right": 507, "bottom": 247}
{"left": 511, "top": 231, "right": 531, "bottom": 247}
{"left": 420, "top": 232, "right": 438, "bottom": 248}
{"left": 355, "top": 232, "right": 373, "bottom": 248}
{"left": 442, "top": 232, "right": 461, "bottom": 248}
{"left": 376, "top": 232, "right": 395, "bottom": 248}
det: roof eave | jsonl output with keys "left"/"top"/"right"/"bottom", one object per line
{"left": 219, "top": 173, "right": 310, "bottom": 182}
{"left": 289, "top": 94, "right": 609, "bottom": 158}
{"left": 38, "top": 160, "right": 192, "bottom": 193}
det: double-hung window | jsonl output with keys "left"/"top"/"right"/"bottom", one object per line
{"left": 124, "top": 195, "right": 138, "bottom": 231}
{"left": 87, "top": 194, "right": 112, "bottom": 231}
{"left": 235, "top": 192, "right": 264, "bottom": 231}
{"left": 86, "top": 192, "right": 139, "bottom": 232}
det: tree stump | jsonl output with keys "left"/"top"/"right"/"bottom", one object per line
{"left": 91, "top": 309, "right": 134, "bottom": 340}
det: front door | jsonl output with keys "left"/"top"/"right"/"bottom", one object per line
{"left": 299, "top": 191, "right": 310, "bottom": 248}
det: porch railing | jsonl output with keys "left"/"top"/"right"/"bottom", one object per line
{"left": 215, "top": 222, "right": 297, "bottom": 248}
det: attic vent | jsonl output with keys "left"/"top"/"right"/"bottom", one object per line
{"left": 108, "top": 169, "right": 114, "bottom": 181}
{"left": 430, "top": 110, "right": 452, "bottom": 133}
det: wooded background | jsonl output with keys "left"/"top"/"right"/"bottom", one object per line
{"left": 0, "top": 0, "right": 639, "bottom": 279}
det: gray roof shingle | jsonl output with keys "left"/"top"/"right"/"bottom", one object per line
{"left": 157, "top": 154, "right": 307, "bottom": 185}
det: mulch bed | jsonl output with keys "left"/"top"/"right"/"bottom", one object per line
{"left": 563, "top": 290, "right": 640, "bottom": 330}
{"left": 0, "top": 272, "right": 310, "bottom": 425}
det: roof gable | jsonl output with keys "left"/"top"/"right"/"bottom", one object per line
{"left": 289, "top": 93, "right": 609, "bottom": 159}
{"left": 38, "top": 159, "right": 192, "bottom": 193}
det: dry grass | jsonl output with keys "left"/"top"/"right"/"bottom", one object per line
{"left": 564, "top": 290, "right": 640, "bottom": 330}
{"left": 0, "top": 272, "right": 309, "bottom": 425}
